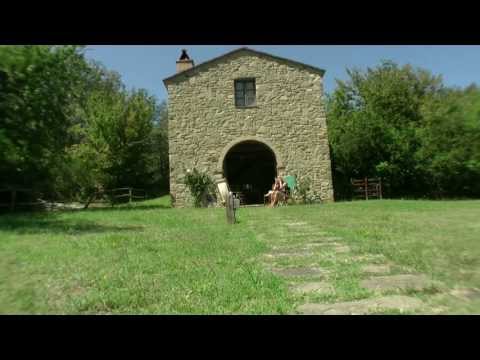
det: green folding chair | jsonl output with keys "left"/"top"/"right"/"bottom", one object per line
{"left": 283, "top": 175, "right": 296, "bottom": 205}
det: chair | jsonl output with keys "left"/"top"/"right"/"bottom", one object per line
{"left": 215, "top": 178, "right": 230, "bottom": 206}
{"left": 282, "top": 175, "right": 297, "bottom": 205}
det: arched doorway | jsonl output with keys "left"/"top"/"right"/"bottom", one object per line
{"left": 223, "top": 140, "right": 277, "bottom": 204}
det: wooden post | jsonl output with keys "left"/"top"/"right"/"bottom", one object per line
{"left": 379, "top": 178, "right": 383, "bottom": 200}
{"left": 10, "top": 189, "right": 16, "bottom": 212}
{"left": 226, "top": 192, "right": 235, "bottom": 224}
{"left": 365, "top": 177, "right": 368, "bottom": 200}
{"left": 129, "top": 188, "right": 132, "bottom": 203}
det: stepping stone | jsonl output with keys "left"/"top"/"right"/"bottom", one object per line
{"left": 297, "top": 295, "right": 423, "bottom": 315}
{"left": 361, "top": 264, "right": 391, "bottom": 275}
{"left": 291, "top": 281, "right": 334, "bottom": 296}
{"left": 333, "top": 245, "right": 351, "bottom": 254}
{"left": 450, "top": 288, "right": 480, "bottom": 301}
{"left": 286, "top": 222, "right": 308, "bottom": 226}
{"left": 270, "top": 247, "right": 309, "bottom": 254}
{"left": 265, "top": 248, "right": 313, "bottom": 258}
{"left": 360, "top": 274, "right": 438, "bottom": 292}
{"left": 306, "top": 238, "right": 341, "bottom": 246}
{"left": 351, "top": 254, "right": 386, "bottom": 262}
{"left": 271, "top": 267, "right": 329, "bottom": 278}
{"left": 284, "top": 233, "right": 329, "bottom": 238}
{"left": 315, "top": 237, "right": 343, "bottom": 242}
{"left": 304, "top": 241, "right": 341, "bottom": 248}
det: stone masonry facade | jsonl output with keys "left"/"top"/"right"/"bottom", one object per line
{"left": 164, "top": 48, "right": 334, "bottom": 207}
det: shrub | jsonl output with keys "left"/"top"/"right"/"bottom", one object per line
{"left": 184, "top": 168, "right": 214, "bottom": 207}
{"left": 294, "top": 176, "right": 312, "bottom": 204}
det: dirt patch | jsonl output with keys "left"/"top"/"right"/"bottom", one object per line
{"left": 297, "top": 295, "right": 424, "bottom": 315}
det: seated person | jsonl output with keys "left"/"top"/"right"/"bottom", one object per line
{"left": 264, "top": 181, "right": 277, "bottom": 203}
{"left": 269, "top": 176, "right": 287, "bottom": 207}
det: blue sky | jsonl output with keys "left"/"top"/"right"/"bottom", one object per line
{"left": 85, "top": 45, "right": 480, "bottom": 103}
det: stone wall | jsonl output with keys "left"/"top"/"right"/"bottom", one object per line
{"left": 165, "top": 50, "right": 334, "bottom": 207}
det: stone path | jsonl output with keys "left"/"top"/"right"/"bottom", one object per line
{"left": 250, "top": 216, "right": 455, "bottom": 315}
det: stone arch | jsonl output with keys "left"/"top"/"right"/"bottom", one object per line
{"left": 215, "top": 136, "right": 284, "bottom": 176}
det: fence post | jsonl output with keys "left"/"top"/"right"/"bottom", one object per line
{"left": 129, "top": 188, "right": 132, "bottom": 204}
{"left": 10, "top": 189, "right": 16, "bottom": 212}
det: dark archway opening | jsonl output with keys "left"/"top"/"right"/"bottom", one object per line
{"left": 223, "top": 140, "right": 277, "bottom": 205}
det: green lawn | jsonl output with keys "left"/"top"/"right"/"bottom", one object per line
{"left": 0, "top": 197, "right": 479, "bottom": 314}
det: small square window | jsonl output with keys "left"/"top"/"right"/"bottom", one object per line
{"left": 234, "top": 79, "right": 256, "bottom": 107}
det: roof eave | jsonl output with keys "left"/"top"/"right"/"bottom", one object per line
{"left": 163, "top": 47, "right": 325, "bottom": 88}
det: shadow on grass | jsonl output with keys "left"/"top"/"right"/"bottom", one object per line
{"left": 0, "top": 214, "right": 144, "bottom": 236}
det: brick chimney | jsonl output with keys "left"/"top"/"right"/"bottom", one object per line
{"left": 176, "top": 49, "right": 194, "bottom": 73}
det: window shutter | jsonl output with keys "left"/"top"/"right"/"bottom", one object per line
{"left": 234, "top": 79, "right": 256, "bottom": 107}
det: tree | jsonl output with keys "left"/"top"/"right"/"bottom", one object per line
{"left": 147, "top": 101, "right": 169, "bottom": 196}
{"left": 326, "top": 60, "right": 480, "bottom": 199}
{"left": 67, "top": 63, "right": 164, "bottom": 198}
{"left": 416, "top": 86, "right": 480, "bottom": 197}
{"left": 0, "top": 45, "right": 89, "bottom": 197}
{"left": 1, "top": 47, "right": 170, "bottom": 203}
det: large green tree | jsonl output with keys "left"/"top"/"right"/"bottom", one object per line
{"left": 67, "top": 63, "right": 166, "bottom": 199}
{"left": 0, "top": 45, "right": 89, "bottom": 196}
{"left": 327, "top": 61, "right": 480, "bottom": 199}
{"left": 1, "top": 47, "right": 170, "bottom": 203}
{"left": 416, "top": 85, "right": 480, "bottom": 197}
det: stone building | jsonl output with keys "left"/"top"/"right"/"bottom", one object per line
{"left": 163, "top": 47, "right": 334, "bottom": 207}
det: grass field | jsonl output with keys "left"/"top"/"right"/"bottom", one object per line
{"left": 0, "top": 197, "right": 479, "bottom": 314}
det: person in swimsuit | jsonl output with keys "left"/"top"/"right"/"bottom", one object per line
{"left": 269, "top": 176, "right": 286, "bottom": 207}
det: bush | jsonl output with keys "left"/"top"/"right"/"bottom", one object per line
{"left": 184, "top": 168, "right": 214, "bottom": 207}
{"left": 294, "top": 176, "right": 312, "bottom": 204}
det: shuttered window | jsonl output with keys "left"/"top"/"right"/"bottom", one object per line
{"left": 234, "top": 79, "right": 256, "bottom": 107}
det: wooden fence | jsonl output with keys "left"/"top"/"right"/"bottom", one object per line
{"left": 84, "top": 187, "right": 147, "bottom": 208}
{"left": 351, "top": 177, "right": 383, "bottom": 200}
{"left": 0, "top": 187, "right": 147, "bottom": 212}
{"left": 0, "top": 188, "right": 45, "bottom": 211}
